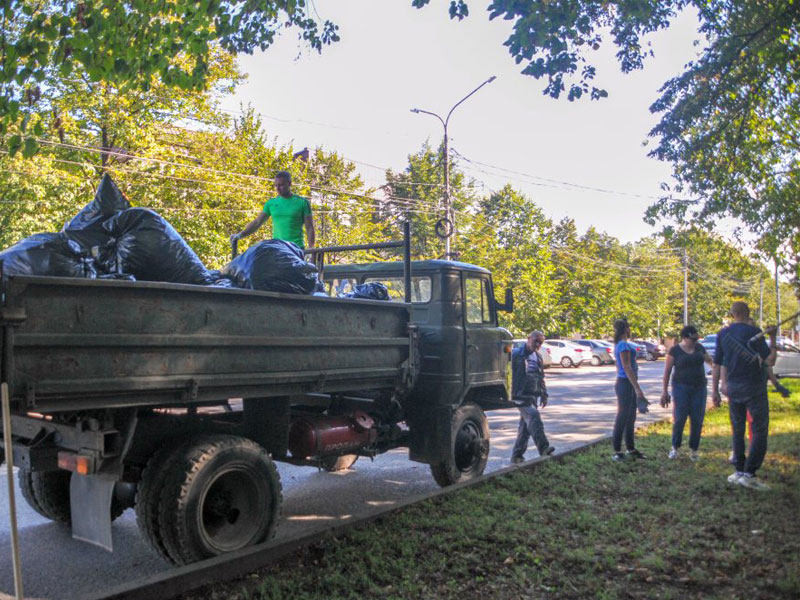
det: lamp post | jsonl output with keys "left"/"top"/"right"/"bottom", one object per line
{"left": 411, "top": 75, "right": 496, "bottom": 259}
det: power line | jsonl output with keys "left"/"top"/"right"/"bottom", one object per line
{"left": 0, "top": 162, "right": 453, "bottom": 218}
{"left": 22, "top": 142, "right": 453, "bottom": 214}
{"left": 452, "top": 147, "right": 700, "bottom": 204}
{"left": 551, "top": 246, "right": 683, "bottom": 273}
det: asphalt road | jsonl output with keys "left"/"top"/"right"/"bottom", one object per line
{"left": 1, "top": 360, "right": 670, "bottom": 600}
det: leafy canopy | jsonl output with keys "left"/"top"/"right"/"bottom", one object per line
{"left": 415, "top": 1, "right": 799, "bottom": 284}
{"left": 0, "top": 0, "right": 339, "bottom": 154}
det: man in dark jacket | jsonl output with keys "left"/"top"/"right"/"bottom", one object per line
{"left": 712, "top": 301, "right": 777, "bottom": 490}
{"left": 511, "top": 331, "right": 556, "bottom": 463}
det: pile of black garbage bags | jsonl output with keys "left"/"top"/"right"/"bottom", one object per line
{"left": 0, "top": 174, "right": 389, "bottom": 300}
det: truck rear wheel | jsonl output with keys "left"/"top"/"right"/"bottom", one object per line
{"left": 19, "top": 469, "right": 126, "bottom": 525}
{"left": 19, "top": 469, "right": 71, "bottom": 523}
{"left": 156, "top": 435, "right": 282, "bottom": 565}
{"left": 321, "top": 454, "right": 359, "bottom": 472}
{"left": 135, "top": 444, "right": 183, "bottom": 562}
{"left": 430, "top": 404, "right": 490, "bottom": 487}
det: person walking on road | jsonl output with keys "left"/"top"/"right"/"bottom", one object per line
{"left": 712, "top": 302, "right": 777, "bottom": 490}
{"left": 612, "top": 319, "right": 649, "bottom": 462}
{"left": 660, "top": 325, "right": 713, "bottom": 461}
{"left": 231, "top": 170, "right": 316, "bottom": 249}
{"left": 510, "top": 331, "right": 555, "bottom": 463}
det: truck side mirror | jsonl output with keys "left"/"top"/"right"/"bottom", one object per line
{"left": 495, "top": 288, "right": 514, "bottom": 313}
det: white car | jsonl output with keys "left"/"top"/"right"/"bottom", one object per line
{"left": 511, "top": 339, "right": 553, "bottom": 368}
{"left": 543, "top": 339, "right": 591, "bottom": 368}
{"left": 774, "top": 341, "right": 800, "bottom": 378}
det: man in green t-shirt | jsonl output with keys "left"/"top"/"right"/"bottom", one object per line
{"left": 231, "top": 170, "right": 315, "bottom": 249}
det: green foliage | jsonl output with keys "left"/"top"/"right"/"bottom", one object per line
{"left": 1, "top": 32, "right": 791, "bottom": 341}
{"left": 410, "top": 0, "right": 799, "bottom": 285}
{"left": 460, "top": 185, "right": 556, "bottom": 335}
{"left": 643, "top": 2, "right": 800, "bottom": 286}
{"left": 383, "top": 143, "right": 476, "bottom": 259}
{"left": 0, "top": 0, "right": 339, "bottom": 154}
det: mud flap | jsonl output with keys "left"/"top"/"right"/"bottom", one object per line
{"left": 70, "top": 473, "right": 115, "bottom": 551}
{"left": 408, "top": 405, "right": 454, "bottom": 464}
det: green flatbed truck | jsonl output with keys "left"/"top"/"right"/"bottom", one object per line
{"left": 1, "top": 239, "right": 514, "bottom": 565}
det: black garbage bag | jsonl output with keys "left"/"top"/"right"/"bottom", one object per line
{"left": 220, "top": 239, "right": 318, "bottom": 294}
{"left": 101, "top": 208, "right": 211, "bottom": 285}
{"left": 0, "top": 233, "right": 97, "bottom": 281}
{"left": 98, "top": 273, "right": 136, "bottom": 281}
{"left": 206, "top": 270, "right": 240, "bottom": 289}
{"left": 62, "top": 173, "right": 131, "bottom": 251}
{"left": 338, "top": 282, "right": 391, "bottom": 301}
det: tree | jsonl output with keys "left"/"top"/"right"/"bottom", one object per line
{"left": 419, "top": 1, "right": 799, "bottom": 286}
{"left": 1, "top": 1, "right": 339, "bottom": 155}
{"left": 383, "top": 143, "right": 475, "bottom": 259}
{"left": 460, "top": 184, "right": 556, "bottom": 335}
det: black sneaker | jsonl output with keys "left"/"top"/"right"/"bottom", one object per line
{"left": 510, "top": 455, "right": 524, "bottom": 464}
{"left": 611, "top": 452, "right": 626, "bottom": 462}
{"left": 627, "top": 449, "right": 647, "bottom": 459}
{"left": 541, "top": 446, "right": 556, "bottom": 456}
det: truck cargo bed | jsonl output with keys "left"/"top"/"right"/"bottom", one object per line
{"left": 0, "top": 276, "right": 414, "bottom": 412}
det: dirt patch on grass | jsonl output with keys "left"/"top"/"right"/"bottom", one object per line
{"left": 185, "top": 384, "right": 800, "bottom": 600}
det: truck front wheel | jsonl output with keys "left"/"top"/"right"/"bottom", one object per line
{"left": 156, "top": 435, "right": 282, "bottom": 565}
{"left": 430, "top": 404, "right": 490, "bottom": 487}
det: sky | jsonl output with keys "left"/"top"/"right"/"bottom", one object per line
{"left": 225, "top": 0, "right": 707, "bottom": 244}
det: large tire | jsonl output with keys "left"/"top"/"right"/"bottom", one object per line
{"left": 321, "top": 454, "right": 359, "bottom": 472}
{"left": 18, "top": 469, "right": 71, "bottom": 523}
{"left": 646, "top": 351, "right": 656, "bottom": 362}
{"left": 19, "top": 468, "right": 126, "bottom": 525}
{"left": 591, "top": 356, "right": 601, "bottom": 367}
{"left": 560, "top": 356, "right": 573, "bottom": 368}
{"left": 135, "top": 444, "right": 184, "bottom": 562}
{"left": 430, "top": 404, "right": 490, "bottom": 487}
{"left": 157, "top": 435, "right": 282, "bottom": 565}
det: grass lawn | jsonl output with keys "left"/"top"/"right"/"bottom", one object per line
{"left": 187, "top": 382, "right": 800, "bottom": 600}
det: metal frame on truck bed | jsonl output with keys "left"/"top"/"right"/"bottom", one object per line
{"left": 1, "top": 224, "right": 515, "bottom": 566}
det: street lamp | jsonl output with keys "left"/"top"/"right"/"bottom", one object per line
{"left": 411, "top": 75, "right": 496, "bottom": 260}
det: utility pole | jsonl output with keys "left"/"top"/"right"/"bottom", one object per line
{"left": 759, "top": 276, "right": 764, "bottom": 329}
{"left": 683, "top": 247, "right": 689, "bottom": 326}
{"left": 411, "top": 75, "right": 496, "bottom": 260}
{"left": 775, "top": 259, "right": 781, "bottom": 332}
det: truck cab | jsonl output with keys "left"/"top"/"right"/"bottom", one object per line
{"left": 324, "top": 260, "right": 514, "bottom": 479}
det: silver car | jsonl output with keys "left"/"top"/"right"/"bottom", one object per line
{"left": 774, "top": 340, "right": 800, "bottom": 378}
{"left": 572, "top": 339, "right": 615, "bottom": 365}
{"left": 511, "top": 339, "right": 553, "bottom": 368}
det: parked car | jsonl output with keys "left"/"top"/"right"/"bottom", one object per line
{"left": 593, "top": 340, "right": 618, "bottom": 363}
{"left": 511, "top": 339, "right": 553, "bottom": 368}
{"left": 773, "top": 341, "right": 800, "bottom": 378}
{"left": 572, "top": 339, "right": 615, "bottom": 366}
{"left": 633, "top": 339, "right": 666, "bottom": 361}
{"left": 698, "top": 334, "right": 718, "bottom": 359}
{"left": 543, "top": 339, "right": 591, "bottom": 368}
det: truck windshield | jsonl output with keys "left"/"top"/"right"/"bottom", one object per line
{"left": 364, "top": 276, "right": 432, "bottom": 303}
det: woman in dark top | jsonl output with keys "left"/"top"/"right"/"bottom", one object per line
{"left": 660, "top": 325, "right": 713, "bottom": 460}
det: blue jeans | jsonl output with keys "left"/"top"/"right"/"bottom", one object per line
{"left": 729, "top": 390, "right": 769, "bottom": 475}
{"left": 613, "top": 378, "right": 637, "bottom": 452}
{"left": 511, "top": 404, "right": 550, "bottom": 458}
{"left": 671, "top": 383, "right": 707, "bottom": 450}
